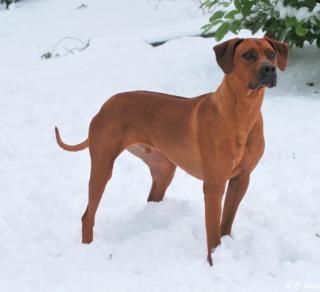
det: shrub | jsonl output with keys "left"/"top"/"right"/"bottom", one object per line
{"left": 201, "top": 0, "right": 320, "bottom": 48}
{"left": 1, "top": 0, "right": 20, "bottom": 9}
{"left": 1, "top": 0, "right": 12, "bottom": 8}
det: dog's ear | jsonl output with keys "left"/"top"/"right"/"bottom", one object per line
{"left": 213, "top": 38, "right": 243, "bottom": 74}
{"left": 264, "top": 36, "right": 289, "bottom": 71}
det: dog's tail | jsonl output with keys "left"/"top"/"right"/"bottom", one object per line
{"left": 55, "top": 127, "right": 89, "bottom": 152}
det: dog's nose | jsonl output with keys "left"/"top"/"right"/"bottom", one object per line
{"left": 257, "top": 62, "right": 277, "bottom": 88}
{"left": 261, "top": 63, "right": 276, "bottom": 74}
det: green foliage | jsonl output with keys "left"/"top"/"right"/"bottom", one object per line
{"left": 201, "top": 0, "right": 320, "bottom": 48}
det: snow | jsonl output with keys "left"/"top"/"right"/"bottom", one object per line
{"left": 275, "top": 0, "right": 320, "bottom": 21}
{"left": 1, "top": 1, "right": 320, "bottom": 291}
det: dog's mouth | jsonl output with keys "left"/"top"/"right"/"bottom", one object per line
{"left": 249, "top": 77, "right": 277, "bottom": 90}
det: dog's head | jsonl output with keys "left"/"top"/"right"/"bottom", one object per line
{"left": 213, "top": 37, "right": 288, "bottom": 90}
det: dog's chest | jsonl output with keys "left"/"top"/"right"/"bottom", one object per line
{"left": 231, "top": 140, "right": 247, "bottom": 176}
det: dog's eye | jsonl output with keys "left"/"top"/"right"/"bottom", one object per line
{"left": 268, "top": 52, "right": 276, "bottom": 60}
{"left": 243, "top": 52, "right": 254, "bottom": 60}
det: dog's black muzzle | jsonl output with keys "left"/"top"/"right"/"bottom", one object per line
{"left": 249, "top": 63, "right": 277, "bottom": 89}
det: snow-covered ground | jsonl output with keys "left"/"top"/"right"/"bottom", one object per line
{"left": 1, "top": 1, "right": 320, "bottom": 291}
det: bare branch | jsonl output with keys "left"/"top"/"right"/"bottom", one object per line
{"left": 41, "top": 36, "right": 90, "bottom": 60}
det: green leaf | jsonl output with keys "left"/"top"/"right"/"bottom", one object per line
{"left": 202, "top": 23, "right": 215, "bottom": 34}
{"left": 220, "top": 1, "right": 232, "bottom": 7}
{"left": 229, "top": 21, "right": 241, "bottom": 33}
{"left": 225, "top": 10, "right": 239, "bottom": 19}
{"left": 295, "top": 23, "right": 308, "bottom": 36}
{"left": 200, "top": 0, "right": 218, "bottom": 9}
{"left": 202, "top": 20, "right": 222, "bottom": 34}
{"left": 215, "top": 22, "right": 230, "bottom": 41}
{"left": 285, "top": 17, "right": 297, "bottom": 27}
{"left": 242, "top": 1, "right": 254, "bottom": 17}
{"left": 234, "top": 0, "right": 241, "bottom": 11}
{"left": 209, "top": 10, "right": 225, "bottom": 22}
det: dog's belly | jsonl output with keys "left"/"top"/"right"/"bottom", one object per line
{"left": 161, "top": 149, "right": 203, "bottom": 179}
{"left": 128, "top": 143, "right": 203, "bottom": 180}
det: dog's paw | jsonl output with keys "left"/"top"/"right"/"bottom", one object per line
{"left": 82, "top": 227, "right": 93, "bottom": 244}
{"left": 207, "top": 254, "right": 213, "bottom": 266}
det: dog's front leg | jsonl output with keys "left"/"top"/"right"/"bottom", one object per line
{"left": 220, "top": 174, "right": 250, "bottom": 237}
{"left": 203, "top": 180, "right": 227, "bottom": 266}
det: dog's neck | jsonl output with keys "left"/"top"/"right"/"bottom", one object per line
{"left": 212, "top": 74, "right": 265, "bottom": 144}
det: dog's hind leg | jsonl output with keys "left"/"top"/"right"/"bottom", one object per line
{"left": 127, "top": 144, "right": 176, "bottom": 202}
{"left": 81, "top": 159, "right": 115, "bottom": 243}
{"left": 147, "top": 158, "right": 176, "bottom": 202}
{"left": 81, "top": 122, "right": 124, "bottom": 244}
{"left": 81, "top": 152, "right": 117, "bottom": 244}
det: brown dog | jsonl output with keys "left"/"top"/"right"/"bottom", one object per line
{"left": 55, "top": 37, "right": 288, "bottom": 265}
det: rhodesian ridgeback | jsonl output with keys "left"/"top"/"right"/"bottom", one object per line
{"left": 55, "top": 37, "right": 288, "bottom": 265}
